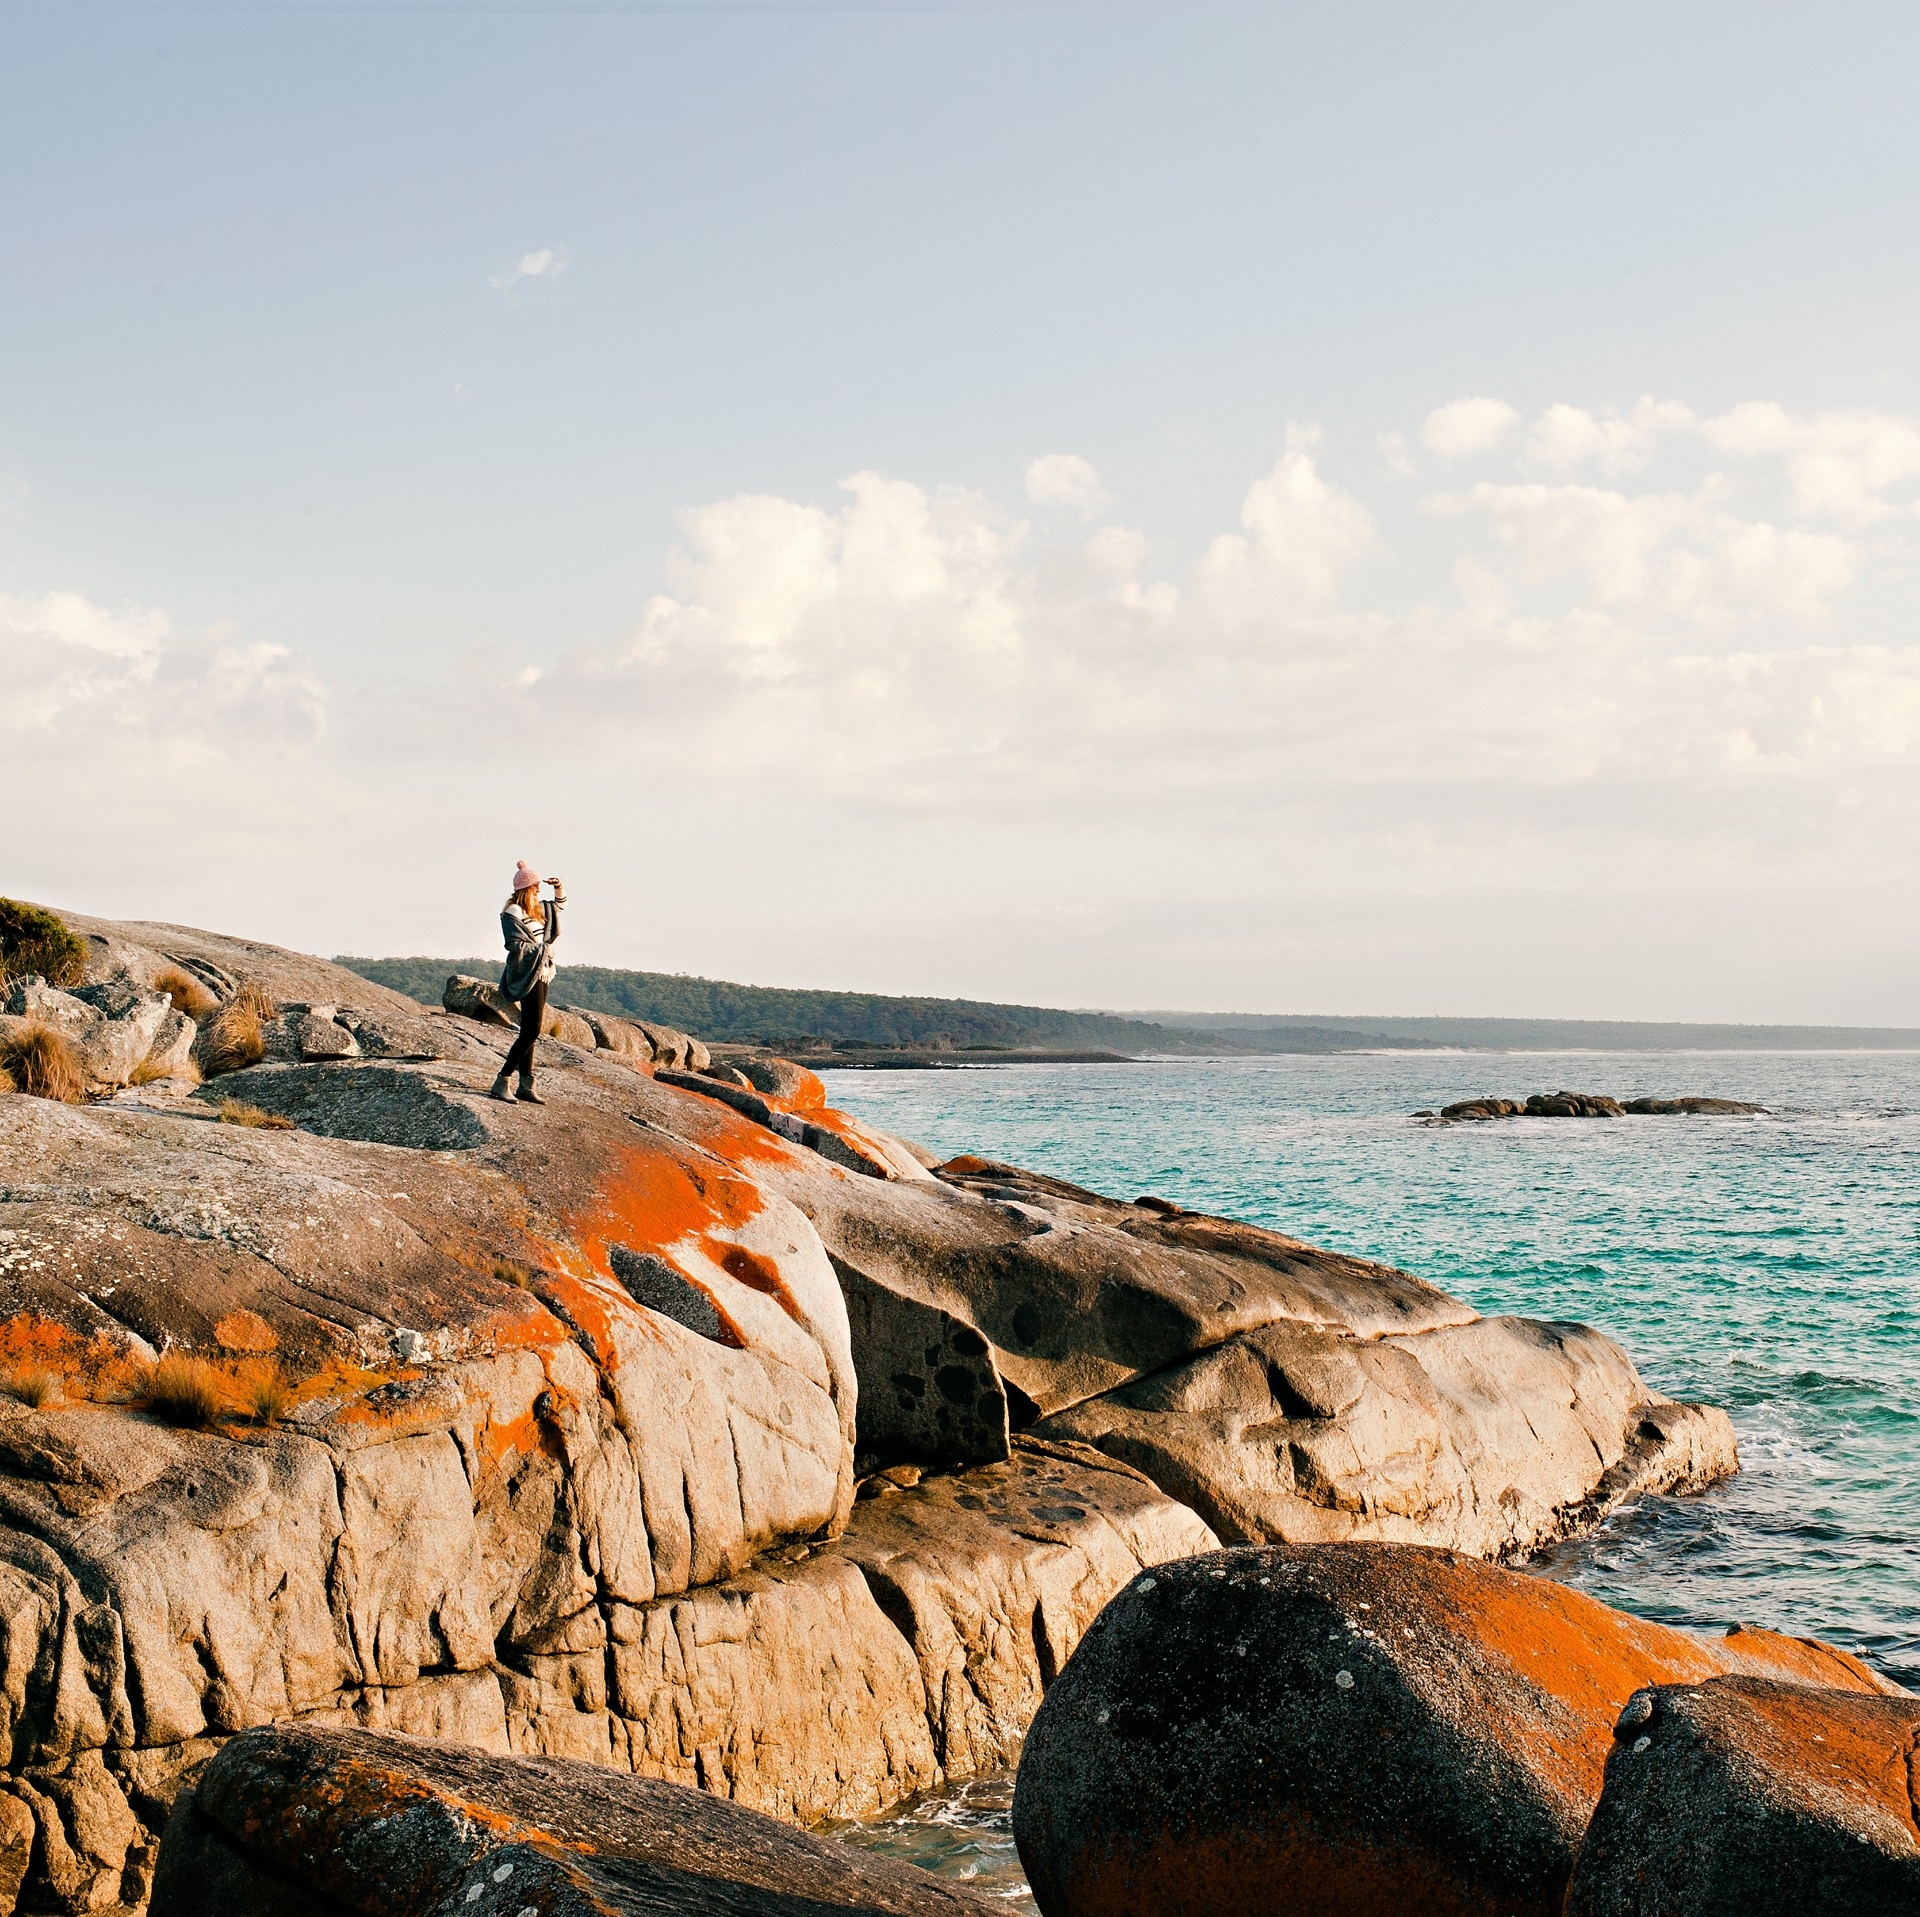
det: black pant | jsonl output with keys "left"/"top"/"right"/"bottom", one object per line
{"left": 503, "top": 979, "right": 547, "bottom": 1079}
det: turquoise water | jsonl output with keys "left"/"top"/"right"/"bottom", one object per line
{"left": 828, "top": 1051, "right": 1919, "bottom": 1898}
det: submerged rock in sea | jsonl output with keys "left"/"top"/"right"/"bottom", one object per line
{"left": 1010, "top": 1541, "right": 1906, "bottom": 1917}
{"left": 150, "top": 1722, "right": 999, "bottom": 1915}
{"left": 0, "top": 904, "right": 1744, "bottom": 1913}
{"left": 1564, "top": 1674, "right": 1920, "bottom": 1917}
{"left": 1435, "top": 1091, "right": 1768, "bottom": 1120}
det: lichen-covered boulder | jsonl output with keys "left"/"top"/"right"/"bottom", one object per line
{"left": 1565, "top": 1674, "right": 1920, "bottom": 1916}
{"left": 1010, "top": 1542, "right": 1904, "bottom": 1917}
{"left": 151, "top": 1722, "right": 1000, "bottom": 1916}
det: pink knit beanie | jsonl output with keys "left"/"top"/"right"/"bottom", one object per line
{"left": 511, "top": 860, "right": 540, "bottom": 894}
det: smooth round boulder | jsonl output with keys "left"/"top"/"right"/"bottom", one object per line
{"left": 1010, "top": 1542, "right": 1902, "bottom": 1917}
{"left": 1565, "top": 1675, "right": 1920, "bottom": 1916}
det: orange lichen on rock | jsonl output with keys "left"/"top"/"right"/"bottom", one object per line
{"left": 214, "top": 1309, "right": 279, "bottom": 1353}
{"left": 1713, "top": 1619, "right": 1909, "bottom": 1696}
{"left": 1010, "top": 1543, "right": 1906, "bottom": 1917}
{"left": 1566, "top": 1675, "right": 1920, "bottom": 1915}
{"left": 0, "top": 1312, "right": 134, "bottom": 1402}
{"left": 765, "top": 1064, "right": 828, "bottom": 1112}
{"left": 711, "top": 1241, "right": 802, "bottom": 1321}
{"left": 534, "top": 1134, "right": 777, "bottom": 1355}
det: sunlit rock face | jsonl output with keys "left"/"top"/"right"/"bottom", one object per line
{"left": 0, "top": 910, "right": 1737, "bottom": 1913}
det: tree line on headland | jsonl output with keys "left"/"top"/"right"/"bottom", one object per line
{"left": 337, "top": 955, "right": 1920, "bottom": 1057}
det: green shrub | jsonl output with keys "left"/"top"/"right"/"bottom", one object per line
{"left": 0, "top": 900, "right": 85, "bottom": 992}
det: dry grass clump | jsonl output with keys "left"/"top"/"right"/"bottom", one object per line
{"left": 0, "top": 1064, "right": 12, "bottom": 1097}
{"left": 218, "top": 1098, "right": 294, "bottom": 1130}
{"left": 245, "top": 1361, "right": 293, "bottom": 1425}
{"left": 0, "top": 1367, "right": 58, "bottom": 1409}
{"left": 139, "top": 1352, "right": 228, "bottom": 1428}
{"left": 129, "top": 1054, "right": 198, "bottom": 1087}
{"left": 0, "top": 899, "right": 85, "bottom": 991}
{"left": 152, "top": 963, "right": 218, "bottom": 1022}
{"left": 0, "top": 1024, "right": 87, "bottom": 1104}
{"left": 198, "top": 981, "right": 278, "bottom": 1077}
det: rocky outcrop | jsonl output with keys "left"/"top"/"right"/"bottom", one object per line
{"left": 0, "top": 907, "right": 1748, "bottom": 1913}
{"left": 440, "top": 974, "right": 705, "bottom": 1068}
{"left": 1436, "top": 1092, "right": 1767, "bottom": 1120}
{"left": 1034, "top": 1318, "right": 1735, "bottom": 1558}
{"left": 151, "top": 1722, "right": 1000, "bottom": 1915}
{"left": 1009, "top": 1542, "right": 1906, "bottom": 1917}
{"left": 777, "top": 1152, "right": 1734, "bottom": 1559}
{"left": 1565, "top": 1675, "right": 1920, "bottom": 1916}
{"left": 1620, "top": 1094, "right": 1769, "bottom": 1115}
{"left": 0, "top": 978, "right": 192, "bottom": 1092}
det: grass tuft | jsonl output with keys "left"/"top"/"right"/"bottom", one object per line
{"left": 0, "top": 1024, "right": 87, "bottom": 1103}
{"left": 0, "top": 899, "right": 86, "bottom": 992}
{"left": 140, "top": 1353, "right": 227, "bottom": 1428}
{"left": 0, "top": 1368, "right": 58, "bottom": 1409}
{"left": 218, "top": 1098, "right": 294, "bottom": 1130}
{"left": 0, "top": 1063, "right": 12, "bottom": 1096}
{"left": 152, "top": 964, "right": 217, "bottom": 1022}
{"left": 245, "top": 1362, "right": 292, "bottom": 1425}
{"left": 198, "top": 981, "right": 278, "bottom": 1077}
{"left": 130, "top": 1054, "right": 198, "bottom": 1087}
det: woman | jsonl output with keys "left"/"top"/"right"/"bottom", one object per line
{"left": 491, "top": 860, "right": 565, "bottom": 1103}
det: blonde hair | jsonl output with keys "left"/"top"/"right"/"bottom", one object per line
{"left": 510, "top": 885, "right": 540, "bottom": 913}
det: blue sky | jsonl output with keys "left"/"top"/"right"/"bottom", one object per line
{"left": 7, "top": 4, "right": 1920, "bottom": 1019}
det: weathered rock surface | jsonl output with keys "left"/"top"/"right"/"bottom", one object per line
{"left": 2, "top": 977, "right": 187, "bottom": 1090}
{"left": 1010, "top": 1542, "right": 1906, "bottom": 1917}
{"left": 0, "top": 907, "right": 1752, "bottom": 1913}
{"left": 773, "top": 1152, "right": 1733, "bottom": 1560}
{"left": 151, "top": 1722, "right": 1000, "bottom": 1915}
{"left": 1436, "top": 1095, "right": 1526, "bottom": 1120}
{"left": 1565, "top": 1674, "right": 1920, "bottom": 1916}
{"left": 1037, "top": 1318, "right": 1735, "bottom": 1558}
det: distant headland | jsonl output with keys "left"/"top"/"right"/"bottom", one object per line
{"left": 338, "top": 956, "right": 1920, "bottom": 1060}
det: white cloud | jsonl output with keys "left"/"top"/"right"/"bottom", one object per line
{"left": 1192, "top": 432, "right": 1373, "bottom": 620}
{"left": 1376, "top": 431, "right": 1416, "bottom": 476}
{"left": 19, "top": 391, "right": 1920, "bottom": 1017}
{"left": 0, "top": 592, "right": 322, "bottom": 748}
{"left": 490, "top": 247, "right": 568, "bottom": 291}
{"left": 1024, "top": 453, "right": 1106, "bottom": 512}
{"left": 0, "top": 590, "right": 168, "bottom": 660}
{"left": 1525, "top": 396, "right": 1694, "bottom": 473}
{"left": 1703, "top": 402, "right": 1920, "bottom": 521}
{"left": 1436, "top": 481, "right": 1858, "bottom": 623}
{"left": 1421, "top": 396, "right": 1518, "bottom": 458}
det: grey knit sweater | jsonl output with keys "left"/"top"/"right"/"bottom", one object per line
{"left": 499, "top": 898, "right": 561, "bottom": 1004}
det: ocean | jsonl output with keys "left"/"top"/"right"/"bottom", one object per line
{"left": 822, "top": 1050, "right": 1920, "bottom": 1901}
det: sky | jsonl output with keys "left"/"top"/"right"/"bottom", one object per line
{"left": 6, "top": 2, "right": 1920, "bottom": 1021}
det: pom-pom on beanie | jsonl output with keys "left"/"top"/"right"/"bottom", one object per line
{"left": 511, "top": 861, "right": 540, "bottom": 894}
